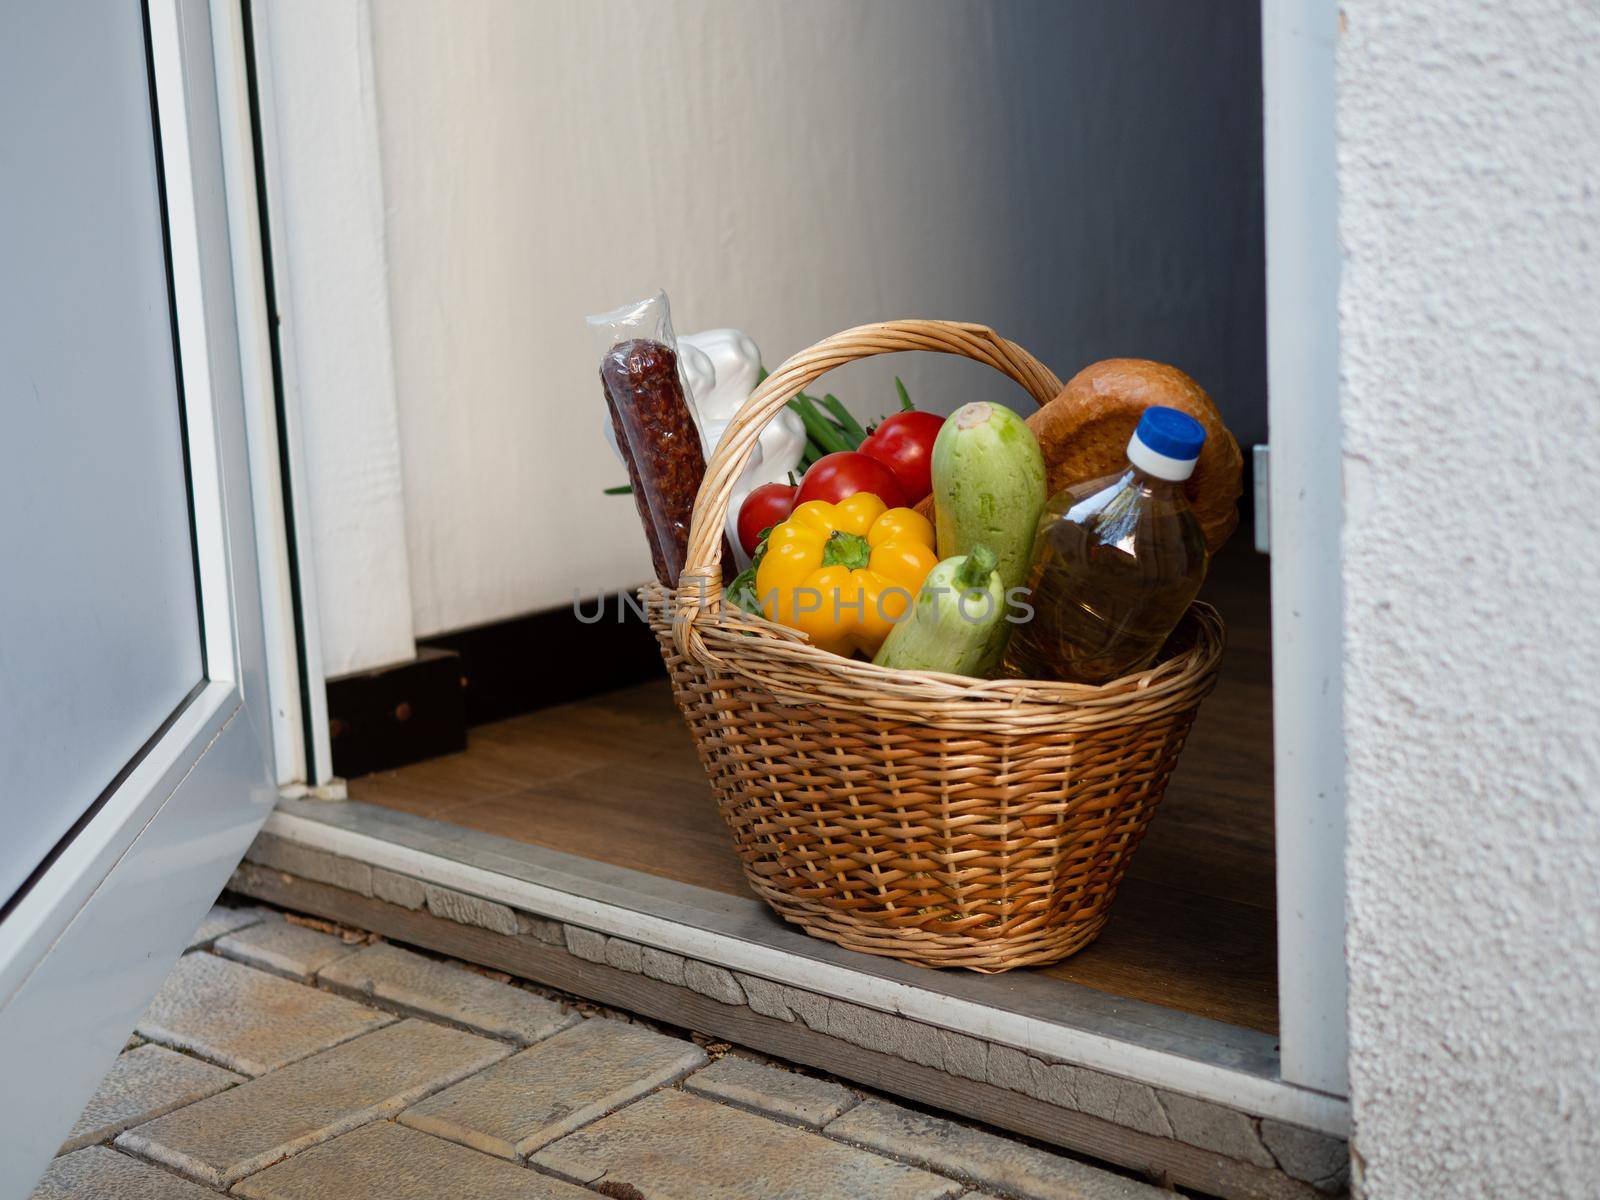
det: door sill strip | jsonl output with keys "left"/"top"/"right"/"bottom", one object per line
{"left": 264, "top": 796, "right": 1348, "bottom": 1136}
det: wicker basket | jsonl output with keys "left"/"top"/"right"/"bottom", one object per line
{"left": 645, "top": 320, "right": 1224, "bottom": 972}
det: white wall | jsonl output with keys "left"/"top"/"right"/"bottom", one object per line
{"left": 1338, "top": 4, "right": 1600, "bottom": 1196}
{"left": 361, "top": 0, "right": 1266, "bottom": 642}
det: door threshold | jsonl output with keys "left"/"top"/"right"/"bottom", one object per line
{"left": 262, "top": 796, "right": 1344, "bottom": 1137}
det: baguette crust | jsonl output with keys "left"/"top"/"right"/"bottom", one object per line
{"left": 917, "top": 359, "right": 1242, "bottom": 553}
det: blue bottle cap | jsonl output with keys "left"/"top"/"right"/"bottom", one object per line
{"left": 1135, "top": 406, "right": 1206, "bottom": 461}
{"left": 1127, "top": 406, "right": 1207, "bottom": 481}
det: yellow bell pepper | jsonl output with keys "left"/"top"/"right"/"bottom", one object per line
{"left": 754, "top": 492, "right": 938, "bottom": 656}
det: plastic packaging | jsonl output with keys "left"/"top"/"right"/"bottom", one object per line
{"left": 677, "top": 329, "right": 806, "bottom": 572}
{"left": 595, "top": 316, "right": 805, "bottom": 575}
{"left": 587, "top": 293, "right": 707, "bottom": 586}
{"left": 1003, "top": 407, "right": 1211, "bottom": 684}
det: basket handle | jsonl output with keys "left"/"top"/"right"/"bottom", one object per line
{"left": 673, "top": 320, "right": 1063, "bottom": 660}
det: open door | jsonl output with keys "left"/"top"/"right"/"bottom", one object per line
{"left": 0, "top": 0, "right": 278, "bottom": 1189}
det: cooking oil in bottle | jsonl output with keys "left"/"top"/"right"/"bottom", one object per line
{"left": 1003, "top": 407, "right": 1210, "bottom": 684}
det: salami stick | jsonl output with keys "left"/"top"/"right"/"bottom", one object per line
{"left": 599, "top": 338, "right": 706, "bottom": 586}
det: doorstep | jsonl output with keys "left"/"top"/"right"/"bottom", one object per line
{"left": 231, "top": 796, "right": 1350, "bottom": 1200}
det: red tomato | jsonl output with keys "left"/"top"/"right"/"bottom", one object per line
{"left": 796, "top": 452, "right": 908, "bottom": 511}
{"left": 736, "top": 482, "right": 797, "bottom": 557}
{"left": 858, "top": 410, "right": 946, "bottom": 504}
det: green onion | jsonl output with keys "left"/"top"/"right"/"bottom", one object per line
{"left": 788, "top": 394, "right": 853, "bottom": 456}
{"left": 895, "top": 376, "right": 913, "bottom": 412}
{"left": 819, "top": 394, "right": 868, "bottom": 446}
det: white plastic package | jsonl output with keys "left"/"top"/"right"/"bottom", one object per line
{"left": 602, "top": 327, "right": 805, "bottom": 571}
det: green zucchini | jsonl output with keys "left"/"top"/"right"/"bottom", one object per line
{"left": 930, "top": 402, "right": 1046, "bottom": 595}
{"left": 873, "top": 544, "right": 1006, "bottom": 677}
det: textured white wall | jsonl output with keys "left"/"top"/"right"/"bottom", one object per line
{"left": 365, "top": 0, "right": 1266, "bottom": 638}
{"left": 1338, "top": 4, "right": 1600, "bottom": 1196}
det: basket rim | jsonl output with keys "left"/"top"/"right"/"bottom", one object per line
{"left": 645, "top": 582, "right": 1223, "bottom": 729}
{"left": 661, "top": 317, "right": 1224, "bottom": 727}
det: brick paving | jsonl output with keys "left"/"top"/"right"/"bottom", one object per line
{"left": 683, "top": 1053, "right": 856, "bottom": 1127}
{"left": 531, "top": 1088, "right": 960, "bottom": 1200}
{"left": 136, "top": 952, "right": 393, "bottom": 1075}
{"left": 828, "top": 1100, "right": 1166, "bottom": 1199}
{"left": 234, "top": 1122, "right": 588, "bottom": 1200}
{"left": 32, "top": 901, "right": 1173, "bottom": 1200}
{"left": 33, "top": 1147, "right": 216, "bottom": 1199}
{"left": 400, "top": 1018, "right": 706, "bottom": 1159}
{"left": 215, "top": 918, "right": 362, "bottom": 982}
{"left": 121, "top": 1020, "right": 509, "bottom": 1187}
{"left": 58, "top": 1044, "right": 241, "bottom": 1153}
{"left": 184, "top": 904, "right": 272, "bottom": 951}
{"left": 321, "top": 941, "right": 576, "bottom": 1044}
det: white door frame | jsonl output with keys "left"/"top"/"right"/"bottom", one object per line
{"left": 245, "top": 0, "right": 418, "bottom": 714}
{"left": 0, "top": 0, "right": 282, "bottom": 1185}
{"left": 1261, "top": 0, "right": 1349, "bottom": 1097}
{"left": 214, "top": 0, "right": 328, "bottom": 788}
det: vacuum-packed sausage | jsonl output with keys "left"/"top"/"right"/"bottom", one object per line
{"left": 599, "top": 338, "right": 705, "bottom": 586}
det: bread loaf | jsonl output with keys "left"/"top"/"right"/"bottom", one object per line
{"left": 916, "top": 358, "right": 1242, "bottom": 553}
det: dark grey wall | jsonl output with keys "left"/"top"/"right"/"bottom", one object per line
{"left": 819, "top": 1, "right": 1267, "bottom": 448}
{"left": 1006, "top": 0, "right": 1265, "bottom": 445}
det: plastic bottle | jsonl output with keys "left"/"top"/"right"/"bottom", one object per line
{"left": 1003, "top": 406, "right": 1210, "bottom": 684}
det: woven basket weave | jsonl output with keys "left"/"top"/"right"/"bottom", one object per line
{"left": 645, "top": 320, "right": 1223, "bottom": 972}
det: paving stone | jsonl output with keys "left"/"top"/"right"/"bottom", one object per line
{"left": 215, "top": 920, "right": 361, "bottom": 982}
{"left": 400, "top": 1016, "right": 706, "bottom": 1159}
{"left": 1056, "top": 1067, "right": 1171, "bottom": 1139}
{"left": 1154, "top": 1090, "right": 1275, "bottom": 1167}
{"left": 533, "top": 1087, "right": 960, "bottom": 1199}
{"left": 518, "top": 912, "right": 565, "bottom": 944}
{"left": 137, "top": 953, "right": 393, "bottom": 1075}
{"left": 1259, "top": 1119, "right": 1350, "bottom": 1188}
{"left": 117, "top": 1019, "right": 510, "bottom": 1187}
{"left": 59, "top": 1044, "right": 243, "bottom": 1153}
{"left": 684, "top": 1055, "right": 856, "bottom": 1127}
{"left": 424, "top": 884, "right": 518, "bottom": 934}
{"left": 371, "top": 867, "right": 428, "bottom": 910}
{"left": 603, "top": 937, "right": 644, "bottom": 974}
{"left": 31, "top": 1146, "right": 216, "bottom": 1199}
{"left": 981, "top": 1046, "right": 1172, "bottom": 1140}
{"left": 233, "top": 1120, "right": 590, "bottom": 1200}
{"left": 320, "top": 942, "right": 576, "bottom": 1045}
{"left": 186, "top": 904, "right": 271, "bottom": 950}
{"left": 737, "top": 974, "right": 797, "bottom": 1022}
{"left": 640, "top": 947, "right": 687, "bottom": 986}
{"left": 825, "top": 1099, "right": 1167, "bottom": 1199}
{"left": 682, "top": 959, "right": 744, "bottom": 1006}
{"left": 937, "top": 1029, "right": 988, "bottom": 1082}
{"left": 984, "top": 1042, "right": 1038, "bottom": 1094}
{"left": 825, "top": 1000, "right": 943, "bottom": 1068}
{"left": 1308, "top": 1163, "right": 1350, "bottom": 1194}
{"left": 782, "top": 985, "right": 832, "bottom": 1031}
{"left": 248, "top": 833, "right": 373, "bottom": 896}
{"left": 564, "top": 925, "right": 607, "bottom": 963}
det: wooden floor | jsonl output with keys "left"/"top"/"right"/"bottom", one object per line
{"left": 351, "top": 544, "right": 1277, "bottom": 1034}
